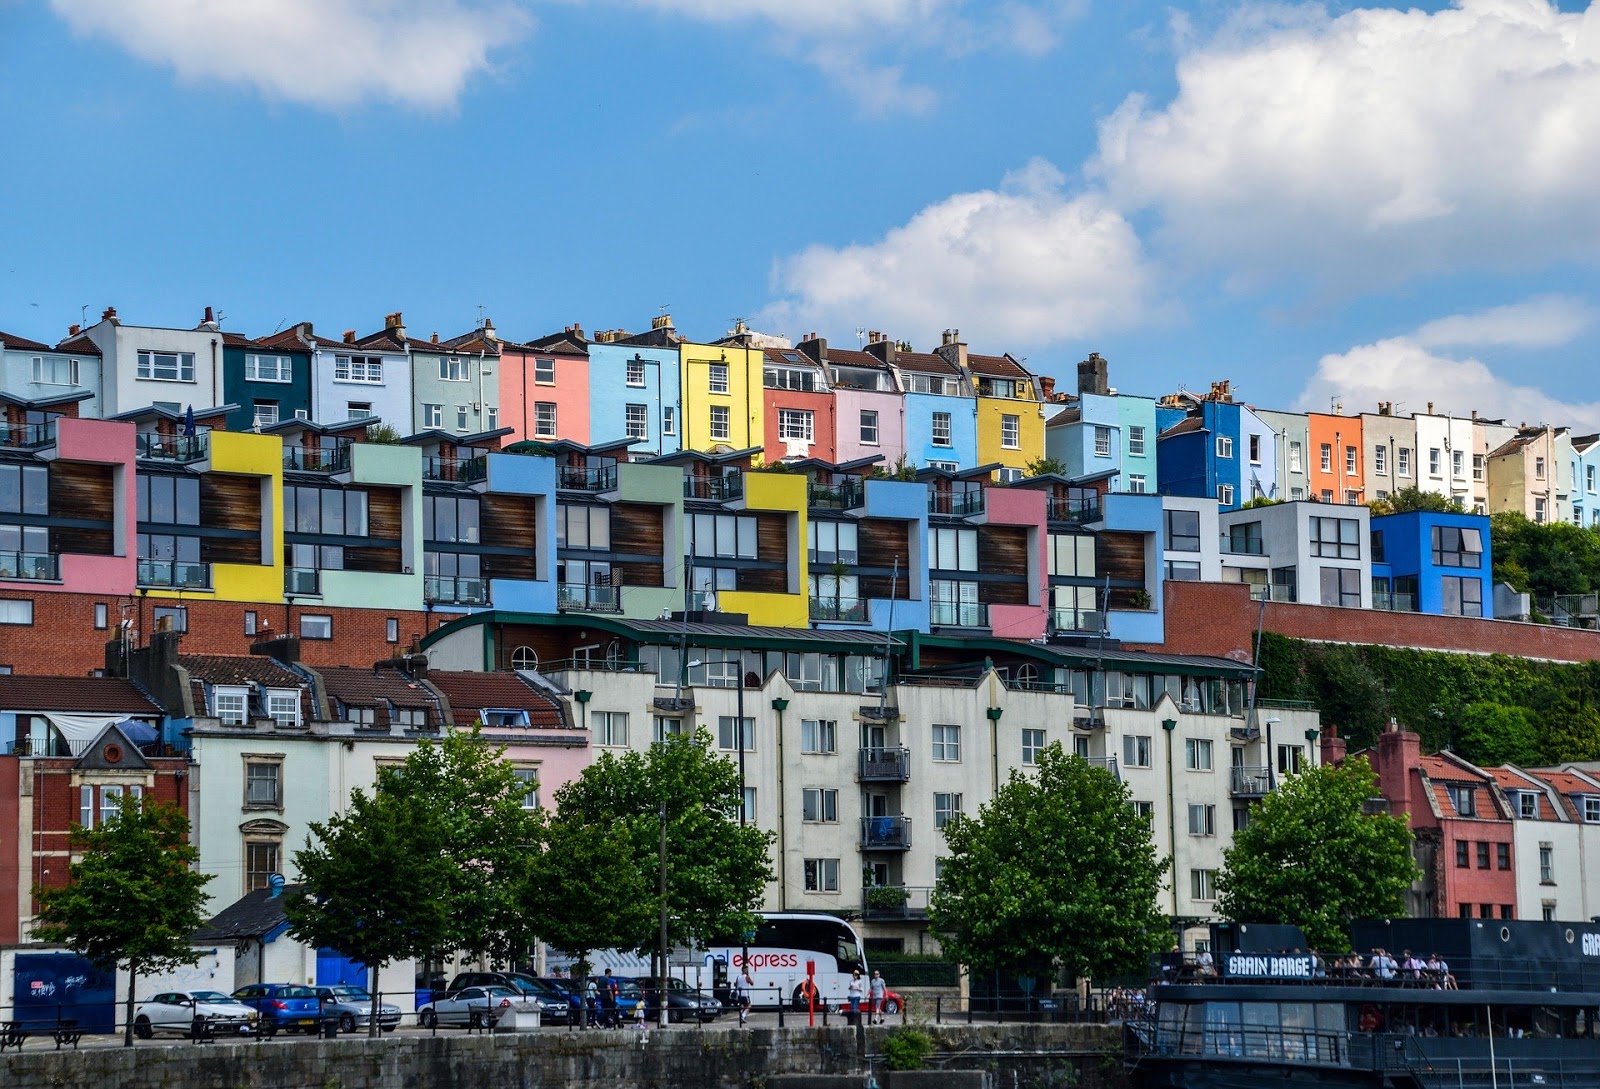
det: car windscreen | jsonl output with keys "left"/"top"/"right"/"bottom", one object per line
{"left": 191, "top": 991, "right": 232, "bottom": 1002}
{"left": 328, "top": 988, "right": 370, "bottom": 1000}
{"left": 277, "top": 986, "right": 319, "bottom": 999}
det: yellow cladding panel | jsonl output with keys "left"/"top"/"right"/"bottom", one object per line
{"left": 719, "top": 590, "right": 810, "bottom": 628}
{"left": 742, "top": 469, "right": 806, "bottom": 513}
{"left": 681, "top": 343, "right": 763, "bottom": 452}
{"left": 977, "top": 397, "right": 1044, "bottom": 471}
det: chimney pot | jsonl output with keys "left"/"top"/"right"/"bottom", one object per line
{"left": 343, "top": 330, "right": 357, "bottom": 343}
{"left": 431, "top": 332, "right": 439, "bottom": 344}
{"left": 68, "top": 324, "right": 80, "bottom": 337}
{"left": 1427, "top": 401, "right": 1434, "bottom": 415}
{"left": 101, "top": 306, "right": 117, "bottom": 322}
{"left": 203, "top": 305, "right": 214, "bottom": 323}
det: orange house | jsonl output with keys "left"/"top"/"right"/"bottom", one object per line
{"left": 1307, "top": 412, "right": 1365, "bottom": 505}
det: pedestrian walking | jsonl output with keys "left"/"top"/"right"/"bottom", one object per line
{"left": 869, "top": 970, "right": 887, "bottom": 1024}
{"left": 584, "top": 976, "right": 599, "bottom": 1028}
{"left": 847, "top": 969, "right": 865, "bottom": 1023}
{"left": 735, "top": 967, "right": 753, "bottom": 1027}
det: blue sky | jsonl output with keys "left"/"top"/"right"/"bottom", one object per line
{"left": 5, "top": 0, "right": 1600, "bottom": 430}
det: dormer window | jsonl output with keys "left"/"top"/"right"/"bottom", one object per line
{"left": 482, "top": 709, "right": 530, "bottom": 728}
{"left": 1447, "top": 784, "right": 1478, "bottom": 817}
{"left": 345, "top": 705, "right": 376, "bottom": 727}
{"left": 213, "top": 685, "right": 249, "bottom": 725}
{"left": 265, "top": 689, "right": 300, "bottom": 728}
{"left": 1584, "top": 796, "right": 1600, "bottom": 823}
{"left": 1518, "top": 791, "right": 1539, "bottom": 819}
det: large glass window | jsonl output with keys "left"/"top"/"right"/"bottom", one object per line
{"left": 1431, "top": 525, "right": 1483, "bottom": 568}
{"left": 929, "top": 527, "right": 978, "bottom": 570}
{"left": 1309, "top": 517, "right": 1360, "bottom": 559}
{"left": 244, "top": 354, "right": 292, "bottom": 382}
{"left": 558, "top": 504, "right": 610, "bottom": 550}
{"left": 137, "top": 350, "right": 195, "bottom": 382}
{"left": 931, "top": 724, "right": 961, "bottom": 762}
{"left": 1166, "top": 508, "right": 1201, "bottom": 552}
{"left": 808, "top": 521, "right": 858, "bottom": 565}
{"left": 137, "top": 473, "right": 200, "bottom": 525}
{"left": 778, "top": 409, "right": 815, "bottom": 443}
{"left": 285, "top": 485, "right": 368, "bottom": 537}
{"left": 689, "top": 513, "right": 757, "bottom": 559}
{"left": 1320, "top": 566, "right": 1361, "bottom": 607}
{"left": 1441, "top": 575, "right": 1483, "bottom": 617}
{"left": 333, "top": 355, "right": 383, "bottom": 382}
{"left": 1048, "top": 534, "right": 1095, "bottom": 577}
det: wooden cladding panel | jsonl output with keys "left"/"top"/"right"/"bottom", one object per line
{"left": 858, "top": 519, "right": 911, "bottom": 599}
{"left": 48, "top": 462, "right": 115, "bottom": 556}
{"left": 492, "top": 625, "right": 589, "bottom": 672}
{"left": 200, "top": 474, "right": 264, "bottom": 565}
{"left": 1097, "top": 531, "right": 1147, "bottom": 602}
{"left": 612, "top": 502, "right": 665, "bottom": 559}
{"left": 344, "top": 545, "right": 401, "bottom": 574}
{"left": 482, "top": 494, "right": 538, "bottom": 552}
{"left": 365, "top": 487, "right": 404, "bottom": 541}
{"left": 738, "top": 566, "right": 788, "bottom": 595}
{"left": 482, "top": 550, "right": 537, "bottom": 582}
{"left": 977, "top": 525, "right": 1030, "bottom": 605}
{"left": 755, "top": 512, "right": 789, "bottom": 564}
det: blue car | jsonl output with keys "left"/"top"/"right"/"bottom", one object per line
{"left": 231, "top": 983, "right": 327, "bottom": 1036}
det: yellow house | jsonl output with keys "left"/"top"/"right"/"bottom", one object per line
{"left": 718, "top": 468, "right": 808, "bottom": 627}
{"left": 680, "top": 341, "right": 764, "bottom": 453}
{"left": 935, "top": 332, "right": 1044, "bottom": 475}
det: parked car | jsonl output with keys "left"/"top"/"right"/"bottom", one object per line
{"left": 313, "top": 984, "right": 402, "bottom": 1033}
{"left": 632, "top": 976, "right": 722, "bottom": 1023}
{"left": 535, "top": 977, "right": 587, "bottom": 1017}
{"left": 231, "top": 983, "right": 327, "bottom": 1035}
{"left": 133, "top": 990, "right": 257, "bottom": 1038}
{"left": 585, "top": 975, "right": 645, "bottom": 1015}
{"left": 444, "top": 971, "right": 570, "bottom": 1025}
{"left": 418, "top": 985, "right": 540, "bottom": 1029}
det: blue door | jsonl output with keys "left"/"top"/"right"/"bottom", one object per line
{"left": 315, "top": 949, "right": 367, "bottom": 989}
{"left": 12, "top": 953, "right": 116, "bottom": 1033}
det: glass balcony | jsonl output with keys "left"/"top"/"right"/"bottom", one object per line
{"left": 558, "top": 464, "right": 618, "bottom": 492}
{"left": 930, "top": 600, "right": 989, "bottom": 628}
{"left": 425, "top": 576, "right": 488, "bottom": 605}
{"left": 1221, "top": 538, "right": 1265, "bottom": 556}
{"left": 284, "top": 567, "right": 321, "bottom": 595}
{"left": 810, "top": 596, "right": 869, "bottom": 623}
{"left": 684, "top": 473, "right": 743, "bottom": 502}
{"left": 859, "top": 815, "right": 912, "bottom": 851}
{"left": 1, "top": 419, "right": 58, "bottom": 450}
{"left": 1050, "top": 608, "right": 1102, "bottom": 634}
{"left": 136, "top": 430, "right": 207, "bottom": 463}
{"left": 808, "top": 479, "right": 864, "bottom": 511}
{"left": 0, "top": 551, "right": 59, "bottom": 581}
{"left": 1048, "top": 495, "right": 1099, "bottom": 522}
{"left": 1373, "top": 590, "right": 1417, "bottom": 612}
{"left": 558, "top": 582, "right": 621, "bottom": 612}
{"left": 284, "top": 442, "right": 351, "bottom": 473}
{"left": 137, "top": 559, "right": 211, "bottom": 589}
{"left": 859, "top": 746, "right": 911, "bottom": 782}
{"left": 861, "top": 885, "right": 934, "bottom": 921}
{"left": 423, "top": 455, "right": 488, "bottom": 484}
{"left": 1230, "top": 765, "right": 1273, "bottom": 797}
{"left": 929, "top": 490, "right": 984, "bottom": 517}
{"left": 1084, "top": 756, "right": 1121, "bottom": 781}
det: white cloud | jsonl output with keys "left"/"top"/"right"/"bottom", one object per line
{"left": 762, "top": 158, "right": 1153, "bottom": 348}
{"left": 50, "top": 0, "right": 529, "bottom": 111}
{"left": 1298, "top": 299, "right": 1600, "bottom": 431}
{"left": 1413, "top": 295, "right": 1595, "bottom": 350}
{"left": 1094, "top": 1, "right": 1600, "bottom": 290}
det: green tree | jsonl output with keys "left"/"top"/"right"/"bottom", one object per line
{"left": 538, "top": 730, "right": 773, "bottom": 970}
{"left": 1453, "top": 702, "right": 1540, "bottom": 767}
{"left": 33, "top": 795, "right": 213, "bottom": 1047}
{"left": 928, "top": 746, "right": 1168, "bottom": 982}
{"left": 285, "top": 786, "right": 462, "bottom": 1035}
{"left": 1025, "top": 456, "right": 1069, "bottom": 478}
{"left": 1216, "top": 757, "right": 1417, "bottom": 952}
{"left": 1369, "top": 486, "right": 1465, "bottom": 517}
{"left": 1491, "top": 512, "right": 1600, "bottom": 604}
{"left": 1307, "top": 645, "right": 1391, "bottom": 750}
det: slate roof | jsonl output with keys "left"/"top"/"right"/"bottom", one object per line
{"left": 181, "top": 654, "right": 314, "bottom": 721}
{"left": 426, "top": 670, "right": 567, "bottom": 729}
{"left": 967, "top": 353, "right": 1032, "bottom": 380}
{"left": 54, "top": 334, "right": 101, "bottom": 355}
{"left": 0, "top": 330, "right": 52, "bottom": 351}
{"left": 193, "top": 885, "right": 300, "bottom": 942}
{"left": 0, "top": 675, "right": 162, "bottom": 714}
{"left": 896, "top": 350, "right": 962, "bottom": 376}
{"left": 219, "top": 332, "right": 254, "bottom": 348}
{"left": 317, "top": 666, "right": 443, "bottom": 729}
{"left": 522, "top": 328, "right": 590, "bottom": 355}
{"left": 824, "top": 348, "right": 890, "bottom": 371}
{"left": 252, "top": 326, "right": 315, "bottom": 352}
{"left": 1159, "top": 417, "right": 1208, "bottom": 438}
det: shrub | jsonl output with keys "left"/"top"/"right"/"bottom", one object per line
{"left": 882, "top": 1026, "right": 936, "bottom": 1071}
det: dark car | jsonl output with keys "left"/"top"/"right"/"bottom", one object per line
{"left": 445, "top": 971, "right": 570, "bottom": 1025}
{"left": 536, "top": 977, "right": 587, "bottom": 1016}
{"left": 632, "top": 976, "right": 722, "bottom": 1023}
{"left": 231, "top": 983, "right": 327, "bottom": 1035}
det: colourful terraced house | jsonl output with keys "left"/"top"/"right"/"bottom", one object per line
{"left": 680, "top": 336, "right": 764, "bottom": 455}
{"left": 933, "top": 330, "right": 1044, "bottom": 480}
{"left": 504, "top": 323, "right": 590, "bottom": 446}
{"left": 797, "top": 335, "right": 906, "bottom": 469}
{"left": 587, "top": 318, "right": 683, "bottom": 457}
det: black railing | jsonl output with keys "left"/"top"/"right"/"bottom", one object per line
{"left": 810, "top": 596, "right": 869, "bottom": 622}
{"left": 929, "top": 490, "right": 984, "bottom": 517}
{"left": 425, "top": 576, "right": 488, "bottom": 605}
{"left": 136, "top": 431, "right": 206, "bottom": 462}
{"left": 0, "top": 551, "right": 59, "bottom": 581}
{"left": 684, "top": 474, "right": 742, "bottom": 502}
{"left": 557, "top": 583, "right": 620, "bottom": 612}
{"left": 1050, "top": 608, "right": 1102, "bottom": 634}
{"left": 1048, "top": 496, "right": 1099, "bottom": 522}
{"left": 859, "top": 746, "right": 911, "bottom": 782}
{"left": 423, "top": 455, "right": 488, "bottom": 484}
{"left": 935, "top": 994, "right": 1112, "bottom": 1025}
{"left": 930, "top": 601, "right": 988, "bottom": 628}
{"left": 284, "top": 443, "right": 351, "bottom": 473}
{"left": 860, "top": 815, "right": 912, "bottom": 850}
{"left": 808, "top": 479, "right": 864, "bottom": 510}
{"left": 137, "top": 559, "right": 210, "bottom": 588}
{"left": 559, "top": 464, "right": 618, "bottom": 492}
{"left": 1143, "top": 1023, "right": 1348, "bottom": 1065}
{"left": 2, "top": 420, "right": 58, "bottom": 449}
{"left": 862, "top": 885, "right": 933, "bottom": 920}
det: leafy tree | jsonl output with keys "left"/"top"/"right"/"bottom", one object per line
{"left": 33, "top": 795, "right": 213, "bottom": 1047}
{"left": 1491, "top": 511, "right": 1600, "bottom": 604}
{"left": 1369, "top": 486, "right": 1465, "bottom": 517}
{"left": 537, "top": 730, "right": 773, "bottom": 971}
{"left": 1453, "top": 702, "right": 1540, "bottom": 767}
{"left": 1216, "top": 757, "right": 1417, "bottom": 952}
{"left": 928, "top": 746, "right": 1168, "bottom": 982}
{"left": 286, "top": 786, "right": 462, "bottom": 1035}
{"left": 1025, "top": 456, "right": 1069, "bottom": 478}
{"left": 1307, "top": 645, "right": 1391, "bottom": 750}
{"left": 1239, "top": 496, "right": 1282, "bottom": 509}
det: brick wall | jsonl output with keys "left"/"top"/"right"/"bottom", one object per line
{"left": 1152, "top": 581, "right": 1600, "bottom": 665}
{"left": 0, "top": 591, "right": 429, "bottom": 678}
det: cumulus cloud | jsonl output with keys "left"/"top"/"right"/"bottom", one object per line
{"left": 1298, "top": 299, "right": 1600, "bottom": 431}
{"left": 762, "top": 158, "right": 1153, "bottom": 348}
{"left": 1093, "top": 0, "right": 1600, "bottom": 290}
{"left": 50, "top": 0, "right": 528, "bottom": 111}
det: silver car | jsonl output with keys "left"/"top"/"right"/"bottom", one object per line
{"left": 418, "top": 985, "right": 540, "bottom": 1029}
{"left": 314, "top": 984, "right": 402, "bottom": 1033}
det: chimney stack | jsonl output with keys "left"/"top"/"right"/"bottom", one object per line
{"left": 1427, "top": 401, "right": 1434, "bottom": 415}
{"left": 652, "top": 314, "right": 673, "bottom": 331}
{"left": 385, "top": 312, "right": 406, "bottom": 341}
{"left": 482, "top": 318, "right": 497, "bottom": 341}
{"left": 101, "top": 306, "right": 118, "bottom": 323}
{"left": 343, "top": 329, "right": 357, "bottom": 344}
{"left": 1320, "top": 724, "right": 1348, "bottom": 766}
{"left": 797, "top": 333, "right": 827, "bottom": 365}
{"left": 430, "top": 332, "right": 439, "bottom": 344}
{"left": 67, "top": 324, "right": 80, "bottom": 337}
{"left": 1039, "top": 376, "right": 1056, "bottom": 400}
{"left": 1077, "top": 353, "right": 1110, "bottom": 397}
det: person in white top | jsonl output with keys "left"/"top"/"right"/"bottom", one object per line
{"left": 869, "top": 970, "right": 888, "bottom": 1024}
{"left": 847, "top": 970, "right": 865, "bottom": 1021}
{"left": 734, "top": 968, "right": 753, "bottom": 1027}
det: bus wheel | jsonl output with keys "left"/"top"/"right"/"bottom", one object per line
{"left": 792, "top": 986, "right": 810, "bottom": 1011}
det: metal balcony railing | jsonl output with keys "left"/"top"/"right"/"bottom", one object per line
{"left": 137, "top": 559, "right": 210, "bottom": 588}
{"left": 284, "top": 442, "right": 352, "bottom": 473}
{"left": 859, "top": 746, "right": 911, "bottom": 782}
{"left": 284, "top": 567, "right": 321, "bottom": 595}
{"left": 423, "top": 455, "right": 487, "bottom": 484}
{"left": 807, "top": 479, "right": 864, "bottom": 511}
{"left": 930, "top": 601, "right": 989, "bottom": 628}
{"left": 424, "top": 576, "right": 488, "bottom": 605}
{"left": 558, "top": 582, "right": 621, "bottom": 612}
{"left": 559, "top": 464, "right": 618, "bottom": 492}
{"left": 861, "top": 885, "right": 934, "bottom": 920}
{"left": 136, "top": 430, "right": 207, "bottom": 462}
{"left": 684, "top": 473, "right": 743, "bottom": 502}
{"left": 1372, "top": 590, "right": 1416, "bottom": 612}
{"left": 0, "top": 551, "right": 59, "bottom": 581}
{"left": 1230, "top": 765, "right": 1273, "bottom": 797}
{"left": 1220, "top": 538, "right": 1265, "bottom": 556}
{"left": 1, "top": 419, "right": 58, "bottom": 449}
{"left": 929, "top": 490, "right": 984, "bottom": 517}
{"left": 1047, "top": 496, "right": 1099, "bottom": 522}
{"left": 1050, "top": 608, "right": 1102, "bottom": 634}
{"left": 859, "top": 815, "right": 912, "bottom": 851}
{"left": 1084, "top": 756, "right": 1120, "bottom": 781}
{"left": 810, "top": 596, "right": 869, "bottom": 623}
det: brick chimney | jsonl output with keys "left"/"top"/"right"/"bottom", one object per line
{"left": 1375, "top": 718, "right": 1421, "bottom": 817}
{"left": 252, "top": 634, "right": 301, "bottom": 665}
{"left": 101, "top": 306, "right": 118, "bottom": 323}
{"left": 1320, "top": 724, "right": 1348, "bottom": 766}
{"left": 1039, "top": 376, "right": 1056, "bottom": 400}
{"left": 482, "top": 318, "right": 497, "bottom": 342}
{"left": 864, "top": 332, "right": 897, "bottom": 368}
{"left": 385, "top": 312, "right": 406, "bottom": 341}
{"left": 651, "top": 315, "right": 673, "bottom": 331}
{"left": 1077, "top": 353, "right": 1109, "bottom": 396}
{"left": 343, "top": 329, "right": 357, "bottom": 344}
{"left": 935, "top": 329, "right": 968, "bottom": 372}
{"left": 67, "top": 324, "right": 80, "bottom": 337}
{"left": 797, "top": 333, "right": 826, "bottom": 365}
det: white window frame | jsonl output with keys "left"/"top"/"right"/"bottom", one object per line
{"left": 1190, "top": 868, "right": 1217, "bottom": 902}
{"left": 1123, "top": 734, "right": 1152, "bottom": 768}
{"left": 1129, "top": 426, "right": 1146, "bottom": 456}
{"left": 333, "top": 355, "right": 384, "bottom": 383}
{"left": 1398, "top": 448, "right": 1411, "bottom": 477}
{"left": 802, "top": 787, "right": 838, "bottom": 823}
{"left": 1022, "top": 728, "right": 1046, "bottom": 765}
{"left": 934, "top": 792, "right": 963, "bottom": 829}
{"left": 663, "top": 406, "right": 677, "bottom": 436}
{"left": 1345, "top": 446, "right": 1357, "bottom": 475}
{"left": 245, "top": 354, "right": 292, "bottom": 383}
{"left": 931, "top": 723, "right": 961, "bottom": 762}
{"left": 31, "top": 355, "right": 79, "bottom": 386}
{"left": 778, "top": 409, "right": 814, "bottom": 443}
{"left": 1095, "top": 428, "right": 1113, "bottom": 458}
{"left": 595, "top": 711, "right": 629, "bottom": 747}
{"left": 804, "top": 857, "right": 840, "bottom": 893}
{"left": 439, "top": 356, "right": 469, "bottom": 382}
{"left": 859, "top": 410, "right": 879, "bottom": 445}
{"left": 534, "top": 402, "right": 557, "bottom": 438}
{"left": 347, "top": 402, "right": 373, "bottom": 420}
{"left": 252, "top": 401, "right": 279, "bottom": 428}
{"left": 709, "top": 405, "right": 730, "bottom": 441}
{"left": 1216, "top": 436, "right": 1233, "bottom": 459}
{"left": 800, "top": 718, "right": 836, "bottom": 754}
{"left": 265, "top": 691, "right": 300, "bottom": 728}
{"left": 1429, "top": 448, "right": 1442, "bottom": 477}
{"left": 456, "top": 405, "right": 469, "bottom": 431}
{"left": 708, "top": 363, "right": 729, "bottom": 394}
{"left": 718, "top": 716, "right": 755, "bottom": 752}
{"left": 931, "top": 412, "right": 952, "bottom": 447}
{"left": 1216, "top": 484, "right": 1235, "bottom": 505}
{"left": 1001, "top": 414, "right": 1020, "bottom": 450}
{"left": 1373, "top": 445, "right": 1386, "bottom": 474}
{"left": 213, "top": 685, "right": 249, "bottom": 725}
{"left": 137, "top": 350, "right": 196, "bottom": 383}
{"left": 1128, "top": 474, "right": 1147, "bottom": 493}
{"left": 625, "top": 404, "right": 648, "bottom": 441}
{"left": 534, "top": 358, "right": 555, "bottom": 385}
{"left": 299, "top": 614, "right": 332, "bottom": 640}
{"left": 625, "top": 359, "right": 646, "bottom": 387}
{"left": 1320, "top": 444, "right": 1332, "bottom": 472}
{"left": 423, "top": 403, "right": 442, "bottom": 428}
{"left": 1188, "top": 803, "right": 1217, "bottom": 836}
{"left": 1185, "top": 737, "right": 1214, "bottom": 771}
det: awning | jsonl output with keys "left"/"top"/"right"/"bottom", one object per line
{"left": 43, "top": 714, "right": 144, "bottom": 755}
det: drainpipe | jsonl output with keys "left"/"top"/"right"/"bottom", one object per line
{"left": 771, "top": 697, "right": 790, "bottom": 908}
{"left": 210, "top": 338, "right": 218, "bottom": 407}
{"left": 986, "top": 704, "right": 1003, "bottom": 798}
{"left": 1162, "top": 717, "right": 1178, "bottom": 916}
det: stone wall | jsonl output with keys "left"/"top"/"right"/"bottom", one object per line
{"left": 2, "top": 1023, "right": 1127, "bottom": 1089}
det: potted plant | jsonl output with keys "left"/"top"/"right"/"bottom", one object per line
{"left": 865, "top": 885, "right": 910, "bottom": 911}
{"left": 1129, "top": 589, "right": 1153, "bottom": 610}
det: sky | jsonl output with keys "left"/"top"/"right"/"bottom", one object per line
{"left": 4, "top": 0, "right": 1600, "bottom": 430}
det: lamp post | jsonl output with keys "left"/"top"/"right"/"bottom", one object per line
{"left": 658, "top": 798, "right": 670, "bottom": 1029}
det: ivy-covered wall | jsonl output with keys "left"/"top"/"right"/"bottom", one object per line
{"left": 1257, "top": 632, "right": 1600, "bottom": 765}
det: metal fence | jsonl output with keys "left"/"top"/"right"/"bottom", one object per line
{"left": 933, "top": 993, "right": 1117, "bottom": 1025}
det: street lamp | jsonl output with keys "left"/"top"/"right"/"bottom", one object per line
{"left": 658, "top": 798, "right": 670, "bottom": 1029}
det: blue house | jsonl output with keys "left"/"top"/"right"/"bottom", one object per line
{"left": 222, "top": 327, "right": 313, "bottom": 432}
{"left": 887, "top": 342, "right": 976, "bottom": 470}
{"left": 588, "top": 326, "right": 682, "bottom": 458}
{"left": 1154, "top": 388, "right": 1271, "bottom": 511}
{"left": 1369, "top": 510, "right": 1493, "bottom": 618}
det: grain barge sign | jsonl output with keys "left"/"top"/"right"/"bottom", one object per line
{"left": 1224, "top": 953, "right": 1316, "bottom": 979}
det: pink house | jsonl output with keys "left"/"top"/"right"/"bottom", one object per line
{"left": 502, "top": 326, "right": 591, "bottom": 446}
{"left": 425, "top": 669, "right": 591, "bottom": 805}
{"left": 980, "top": 484, "right": 1049, "bottom": 640}
{"left": 798, "top": 336, "right": 907, "bottom": 468}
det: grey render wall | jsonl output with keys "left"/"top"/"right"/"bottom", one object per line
{"left": 3, "top": 1024, "right": 1125, "bottom": 1089}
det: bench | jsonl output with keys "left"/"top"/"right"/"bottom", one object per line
{"left": 52, "top": 1019, "right": 82, "bottom": 1050}
{"left": 0, "top": 1021, "right": 30, "bottom": 1051}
